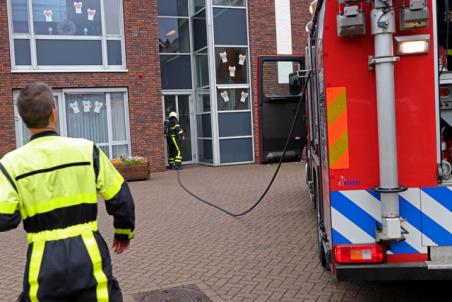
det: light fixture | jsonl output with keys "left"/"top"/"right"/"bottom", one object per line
{"left": 166, "top": 29, "right": 176, "bottom": 37}
{"left": 395, "top": 34, "right": 430, "bottom": 55}
{"left": 399, "top": 0, "right": 429, "bottom": 30}
{"left": 309, "top": 0, "right": 318, "bottom": 16}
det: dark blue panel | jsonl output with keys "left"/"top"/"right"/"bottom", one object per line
{"left": 14, "top": 39, "right": 31, "bottom": 66}
{"left": 220, "top": 138, "right": 253, "bottom": 163}
{"left": 107, "top": 40, "right": 122, "bottom": 65}
{"left": 198, "top": 139, "right": 213, "bottom": 163}
{"left": 36, "top": 40, "right": 102, "bottom": 65}
{"left": 160, "top": 55, "right": 192, "bottom": 89}
{"left": 197, "top": 114, "right": 212, "bottom": 138}
{"left": 218, "top": 112, "right": 251, "bottom": 137}
{"left": 213, "top": 8, "right": 248, "bottom": 46}
{"left": 158, "top": 0, "right": 188, "bottom": 16}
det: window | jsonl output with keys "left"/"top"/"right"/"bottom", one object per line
{"left": 158, "top": 0, "right": 188, "bottom": 17}
{"left": 193, "top": 9, "right": 207, "bottom": 51}
{"left": 158, "top": 18, "right": 190, "bottom": 53}
{"left": 213, "top": 0, "right": 246, "bottom": 7}
{"left": 14, "top": 89, "right": 131, "bottom": 158}
{"left": 192, "top": 0, "right": 205, "bottom": 14}
{"left": 160, "top": 55, "right": 192, "bottom": 89}
{"left": 217, "top": 87, "right": 250, "bottom": 111}
{"left": 213, "top": 8, "right": 248, "bottom": 45}
{"left": 215, "top": 47, "right": 248, "bottom": 84}
{"left": 8, "top": 0, "right": 126, "bottom": 70}
{"left": 195, "top": 51, "right": 209, "bottom": 88}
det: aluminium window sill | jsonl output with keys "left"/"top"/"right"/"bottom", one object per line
{"left": 11, "top": 68, "right": 129, "bottom": 74}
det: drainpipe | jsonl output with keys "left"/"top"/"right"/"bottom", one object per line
{"left": 370, "top": 0, "right": 404, "bottom": 242}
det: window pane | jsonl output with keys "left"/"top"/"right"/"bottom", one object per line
{"left": 195, "top": 52, "right": 209, "bottom": 88}
{"left": 193, "top": 0, "right": 205, "bottom": 13}
{"left": 65, "top": 93, "right": 108, "bottom": 144}
{"left": 113, "top": 145, "right": 129, "bottom": 158}
{"left": 107, "top": 40, "right": 122, "bottom": 65}
{"left": 178, "top": 95, "right": 192, "bottom": 161}
{"left": 215, "top": 47, "right": 248, "bottom": 84}
{"left": 105, "top": 0, "right": 121, "bottom": 35}
{"left": 263, "top": 61, "right": 300, "bottom": 96}
{"left": 160, "top": 55, "right": 192, "bottom": 89}
{"left": 218, "top": 112, "right": 252, "bottom": 137}
{"left": 164, "top": 95, "right": 177, "bottom": 118}
{"left": 193, "top": 10, "right": 207, "bottom": 51}
{"left": 196, "top": 90, "right": 210, "bottom": 113}
{"left": 213, "top": 8, "right": 248, "bottom": 45}
{"left": 111, "top": 93, "right": 127, "bottom": 141}
{"left": 158, "top": 18, "right": 190, "bottom": 53}
{"left": 32, "top": 0, "right": 102, "bottom": 36}
{"left": 196, "top": 114, "right": 211, "bottom": 137}
{"left": 217, "top": 88, "right": 250, "bottom": 111}
{"left": 12, "top": 0, "right": 29, "bottom": 33}
{"left": 36, "top": 40, "right": 102, "bottom": 65}
{"left": 213, "top": 0, "right": 245, "bottom": 5}
{"left": 220, "top": 138, "right": 253, "bottom": 163}
{"left": 198, "top": 138, "right": 213, "bottom": 163}
{"left": 158, "top": 0, "right": 188, "bottom": 16}
{"left": 14, "top": 39, "right": 31, "bottom": 66}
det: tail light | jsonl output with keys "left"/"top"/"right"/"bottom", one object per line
{"left": 334, "top": 244, "right": 385, "bottom": 264}
{"left": 440, "top": 87, "right": 449, "bottom": 98}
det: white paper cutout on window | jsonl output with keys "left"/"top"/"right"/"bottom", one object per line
{"left": 229, "top": 66, "right": 236, "bottom": 77}
{"left": 87, "top": 9, "right": 96, "bottom": 21}
{"left": 69, "top": 101, "right": 80, "bottom": 114}
{"left": 83, "top": 100, "right": 91, "bottom": 112}
{"left": 239, "top": 54, "right": 246, "bottom": 65}
{"left": 219, "top": 51, "right": 228, "bottom": 63}
{"left": 43, "top": 9, "right": 53, "bottom": 22}
{"left": 94, "top": 101, "right": 104, "bottom": 113}
{"left": 240, "top": 91, "right": 249, "bottom": 103}
{"left": 74, "top": 2, "right": 83, "bottom": 14}
{"left": 220, "top": 91, "right": 230, "bottom": 103}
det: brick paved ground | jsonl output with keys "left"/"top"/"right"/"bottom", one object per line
{"left": 0, "top": 162, "right": 450, "bottom": 301}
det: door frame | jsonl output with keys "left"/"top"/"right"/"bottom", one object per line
{"left": 162, "top": 92, "right": 198, "bottom": 164}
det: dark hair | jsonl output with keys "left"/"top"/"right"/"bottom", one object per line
{"left": 17, "top": 82, "right": 56, "bottom": 129}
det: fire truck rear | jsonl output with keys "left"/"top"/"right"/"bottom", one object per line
{"left": 304, "top": 0, "right": 452, "bottom": 280}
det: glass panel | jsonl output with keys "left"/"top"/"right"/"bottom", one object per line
{"left": 105, "top": 0, "right": 121, "bottom": 35}
{"left": 164, "top": 95, "right": 177, "bottom": 118}
{"left": 192, "top": 0, "right": 205, "bottom": 13}
{"left": 263, "top": 61, "right": 300, "bottom": 96}
{"left": 213, "top": 8, "right": 248, "bottom": 45}
{"left": 32, "top": 0, "right": 102, "bottom": 36}
{"left": 111, "top": 92, "right": 127, "bottom": 141}
{"left": 198, "top": 138, "right": 213, "bottom": 163}
{"left": 107, "top": 40, "right": 122, "bottom": 65}
{"left": 195, "top": 52, "right": 209, "bottom": 88}
{"left": 12, "top": 0, "right": 29, "bottom": 33}
{"left": 178, "top": 95, "right": 192, "bottom": 161}
{"left": 217, "top": 88, "right": 250, "bottom": 111}
{"left": 14, "top": 39, "right": 31, "bottom": 66}
{"left": 160, "top": 55, "right": 192, "bottom": 89}
{"left": 112, "top": 144, "right": 129, "bottom": 158}
{"left": 220, "top": 138, "right": 253, "bottom": 163}
{"left": 193, "top": 10, "right": 207, "bottom": 51}
{"left": 36, "top": 39, "right": 102, "bottom": 65}
{"left": 218, "top": 112, "right": 252, "bottom": 137}
{"left": 215, "top": 47, "right": 248, "bottom": 84}
{"left": 196, "top": 113, "right": 211, "bottom": 137}
{"left": 213, "top": 0, "right": 246, "bottom": 6}
{"left": 158, "top": 18, "right": 190, "bottom": 53}
{"left": 65, "top": 93, "right": 108, "bottom": 144}
{"left": 196, "top": 89, "right": 210, "bottom": 112}
{"left": 158, "top": 0, "right": 188, "bottom": 16}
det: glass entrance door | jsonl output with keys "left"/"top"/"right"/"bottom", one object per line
{"left": 163, "top": 94, "right": 195, "bottom": 163}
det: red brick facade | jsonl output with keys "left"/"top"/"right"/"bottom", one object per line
{"left": 0, "top": 0, "right": 310, "bottom": 171}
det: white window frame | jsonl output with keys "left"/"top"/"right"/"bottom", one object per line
{"left": 7, "top": 0, "right": 127, "bottom": 72}
{"left": 13, "top": 88, "right": 131, "bottom": 159}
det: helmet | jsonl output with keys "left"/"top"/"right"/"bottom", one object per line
{"left": 168, "top": 111, "right": 178, "bottom": 119}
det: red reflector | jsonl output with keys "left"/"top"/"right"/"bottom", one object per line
{"left": 440, "top": 87, "right": 449, "bottom": 98}
{"left": 334, "top": 244, "right": 385, "bottom": 264}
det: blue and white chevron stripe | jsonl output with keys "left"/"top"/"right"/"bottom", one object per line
{"left": 331, "top": 187, "right": 452, "bottom": 254}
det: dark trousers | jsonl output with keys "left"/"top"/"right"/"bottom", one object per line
{"left": 18, "top": 232, "right": 122, "bottom": 302}
{"left": 167, "top": 136, "right": 182, "bottom": 166}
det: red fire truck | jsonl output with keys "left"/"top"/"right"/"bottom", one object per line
{"left": 300, "top": 0, "right": 452, "bottom": 280}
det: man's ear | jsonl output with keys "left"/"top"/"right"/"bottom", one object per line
{"left": 49, "top": 107, "right": 58, "bottom": 128}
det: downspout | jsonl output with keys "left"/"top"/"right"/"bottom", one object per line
{"left": 370, "top": 0, "right": 404, "bottom": 241}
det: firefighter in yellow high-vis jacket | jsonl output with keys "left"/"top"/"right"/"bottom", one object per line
{"left": 0, "top": 82, "right": 135, "bottom": 302}
{"left": 164, "top": 111, "right": 184, "bottom": 170}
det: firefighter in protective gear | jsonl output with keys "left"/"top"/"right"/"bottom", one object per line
{"left": 164, "top": 111, "right": 184, "bottom": 169}
{"left": 0, "top": 82, "right": 135, "bottom": 302}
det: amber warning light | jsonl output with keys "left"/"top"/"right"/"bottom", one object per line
{"left": 334, "top": 244, "right": 385, "bottom": 264}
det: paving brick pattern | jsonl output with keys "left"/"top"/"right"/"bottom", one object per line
{"left": 0, "top": 163, "right": 450, "bottom": 301}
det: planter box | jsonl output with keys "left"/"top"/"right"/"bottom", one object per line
{"left": 114, "top": 162, "right": 150, "bottom": 181}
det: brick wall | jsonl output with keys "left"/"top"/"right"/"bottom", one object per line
{"left": 248, "top": 0, "right": 311, "bottom": 162}
{"left": 0, "top": 0, "right": 166, "bottom": 172}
